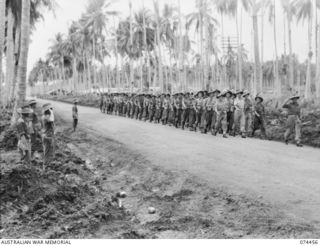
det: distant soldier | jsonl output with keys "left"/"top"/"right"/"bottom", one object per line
{"left": 226, "top": 90, "right": 235, "bottom": 134}
{"left": 174, "top": 93, "right": 183, "bottom": 128}
{"left": 161, "top": 94, "right": 170, "bottom": 125}
{"left": 148, "top": 95, "right": 156, "bottom": 122}
{"left": 189, "top": 94, "right": 197, "bottom": 131}
{"left": 214, "top": 90, "right": 229, "bottom": 138}
{"left": 181, "top": 93, "right": 191, "bottom": 130}
{"left": 194, "top": 91, "right": 204, "bottom": 131}
{"left": 232, "top": 90, "right": 244, "bottom": 136}
{"left": 16, "top": 107, "right": 33, "bottom": 164}
{"left": 72, "top": 99, "right": 79, "bottom": 132}
{"left": 203, "top": 89, "right": 219, "bottom": 134}
{"left": 99, "top": 94, "right": 104, "bottom": 112}
{"left": 240, "top": 91, "right": 253, "bottom": 138}
{"left": 142, "top": 94, "right": 150, "bottom": 121}
{"left": 252, "top": 94, "right": 266, "bottom": 139}
{"left": 168, "top": 94, "right": 176, "bottom": 126}
{"left": 41, "top": 104, "right": 55, "bottom": 169}
{"left": 282, "top": 95, "right": 303, "bottom": 147}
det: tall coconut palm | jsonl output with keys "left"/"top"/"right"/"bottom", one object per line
{"left": 187, "top": 0, "right": 218, "bottom": 89}
{"left": 294, "top": 0, "right": 313, "bottom": 99}
{"left": 0, "top": 0, "right": 5, "bottom": 104}
{"left": 153, "top": 0, "right": 164, "bottom": 92}
{"left": 316, "top": 0, "right": 320, "bottom": 99}
{"left": 242, "top": 0, "right": 263, "bottom": 95}
{"left": 12, "top": 0, "right": 31, "bottom": 123}
{"left": 265, "top": 0, "right": 281, "bottom": 96}
{"left": 282, "top": 0, "right": 296, "bottom": 92}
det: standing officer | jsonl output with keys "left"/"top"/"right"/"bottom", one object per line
{"left": 252, "top": 94, "right": 266, "bottom": 139}
{"left": 282, "top": 95, "right": 303, "bottom": 147}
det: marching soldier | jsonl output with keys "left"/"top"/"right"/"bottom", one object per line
{"left": 282, "top": 95, "right": 303, "bottom": 147}
{"left": 214, "top": 90, "right": 229, "bottom": 138}
{"left": 181, "top": 93, "right": 191, "bottom": 130}
{"left": 232, "top": 90, "right": 244, "bottom": 136}
{"left": 189, "top": 93, "right": 197, "bottom": 131}
{"left": 203, "top": 89, "right": 219, "bottom": 134}
{"left": 240, "top": 91, "right": 253, "bottom": 138}
{"left": 161, "top": 94, "right": 170, "bottom": 125}
{"left": 168, "top": 94, "right": 176, "bottom": 126}
{"left": 195, "top": 91, "right": 204, "bottom": 131}
{"left": 148, "top": 95, "right": 156, "bottom": 122}
{"left": 252, "top": 94, "right": 266, "bottom": 139}
{"left": 174, "top": 93, "right": 183, "bottom": 128}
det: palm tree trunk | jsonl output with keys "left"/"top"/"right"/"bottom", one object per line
{"left": 154, "top": 0, "right": 163, "bottom": 92}
{"left": 6, "top": 8, "right": 15, "bottom": 104}
{"left": 0, "top": 0, "right": 5, "bottom": 105}
{"left": 236, "top": 5, "right": 243, "bottom": 90}
{"left": 92, "top": 36, "right": 97, "bottom": 90}
{"left": 317, "top": 14, "right": 320, "bottom": 99}
{"left": 129, "top": 0, "right": 134, "bottom": 90}
{"left": 142, "top": 1, "right": 151, "bottom": 89}
{"left": 273, "top": 0, "right": 280, "bottom": 97}
{"left": 288, "top": 15, "right": 294, "bottom": 91}
{"left": 260, "top": 9, "right": 264, "bottom": 92}
{"left": 252, "top": 12, "right": 261, "bottom": 95}
{"left": 12, "top": 0, "right": 31, "bottom": 123}
{"left": 305, "top": 16, "right": 313, "bottom": 99}
{"left": 178, "top": 0, "right": 183, "bottom": 91}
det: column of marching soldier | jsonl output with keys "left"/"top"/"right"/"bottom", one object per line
{"left": 99, "top": 89, "right": 303, "bottom": 147}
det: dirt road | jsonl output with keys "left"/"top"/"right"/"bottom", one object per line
{"left": 40, "top": 99, "right": 320, "bottom": 224}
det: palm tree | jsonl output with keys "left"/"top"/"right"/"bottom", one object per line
{"left": 242, "top": 0, "right": 263, "bottom": 95}
{"left": 294, "top": 0, "right": 313, "bottom": 99}
{"left": 153, "top": 0, "right": 164, "bottom": 92}
{"left": 265, "top": 0, "right": 281, "bottom": 96}
{"left": 12, "top": 0, "right": 31, "bottom": 122}
{"left": 282, "top": 0, "right": 296, "bottom": 92}
{"left": 187, "top": 0, "right": 218, "bottom": 89}
{"left": 316, "top": 0, "right": 320, "bottom": 99}
{"left": 0, "top": 0, "right": 5, "bottom": 104}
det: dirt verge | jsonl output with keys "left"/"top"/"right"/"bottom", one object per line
{"left": 1, "top": 113, "right": 319, "bottom": 239}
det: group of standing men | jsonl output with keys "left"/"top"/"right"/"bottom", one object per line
{"left": 100, "top": 89, "right": 303, "bottom": 147}
{"left": 15, "top": 100, "right": 55, "bottom": 167}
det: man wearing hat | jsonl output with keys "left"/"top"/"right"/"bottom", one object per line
{"left": 16, "top": 107, "right": 33, "bottom": 164}
{"left": 188, "top": 93, "right": 197, "bottom": 131}
{"left": 168, "top": 94, "right": 176, "bottom": 126}
{"left": 194, "top": 91, "right": 204, "bottom": 131}
{"left": 240, "top": 91, "right": 253, "bottom": 138}
{"left": 203, "top": 89, "right": 220, "bottom": 134}
{"left": 72, "top": 99, "right": 79, "bottom": 132}
{"left": 27, "top": 99, "right": 41, "bottom": 155}
{"left": 282, "top": 95, "right": 303, "bottom": 147}
{"left": 148, "top": 95, "right": 156, "bottom": 122}
{"left": 41, "top": 103, "right": 55, "bottom": 168}
{"left": 214, "top": 90, "right": 229, "bottom": 138}
{"left": 232, "top": 89, "right": 244, "bottom": 136}
{"left": 173, "top": 93, "right": 182, "bottom": 128}
{"left": 161, "top": 94, "right": 170, "bottom": 125}
{"left": 252, "top": 94, "right": 266, "bottom": 138}
{"left": 181, "top": 93, "right": 191, "bottom": 130}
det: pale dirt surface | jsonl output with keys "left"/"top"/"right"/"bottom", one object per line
{"left": 1, "top": 103, "right": 320, "bottom": 238}
{"left": 37, "top": 100, "right": 320, "bottom": 232}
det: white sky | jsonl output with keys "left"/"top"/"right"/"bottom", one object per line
{"left": 28, "top": 0, "right": 312, "bottom": 74}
